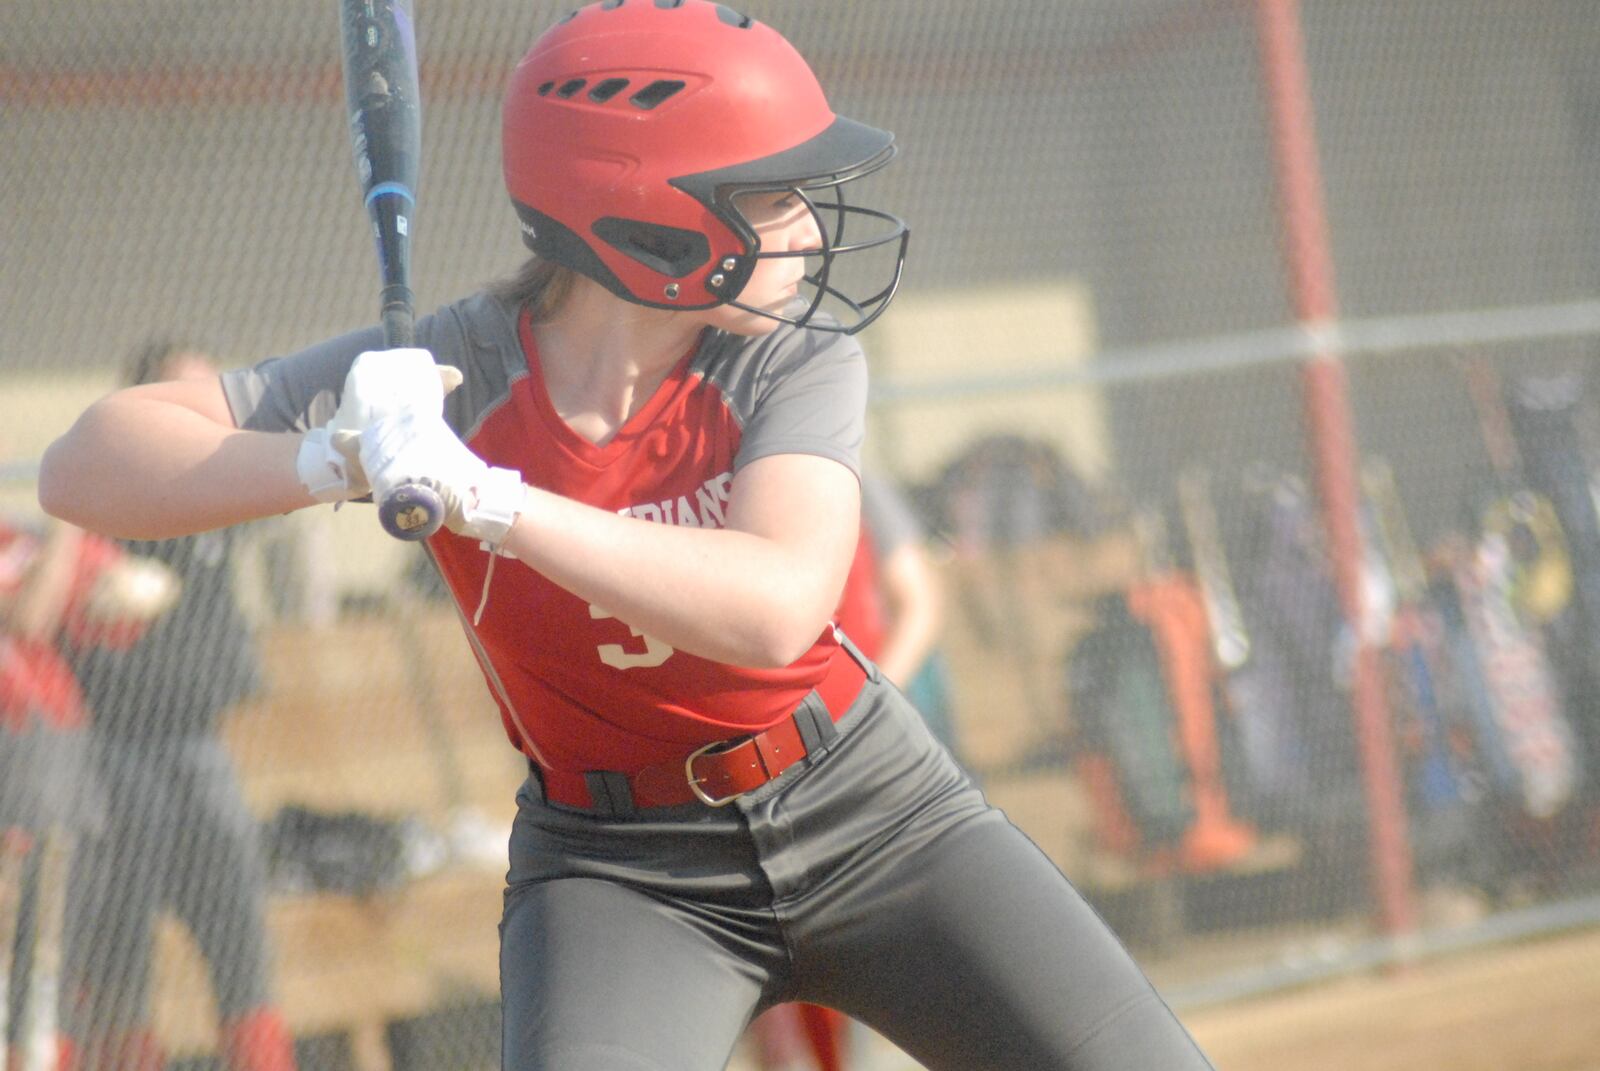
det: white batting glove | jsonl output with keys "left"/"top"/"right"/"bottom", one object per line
{"left": 294, "top": 348, "right": 464, "bottom": 504}
{"left": 339, "top": 348, "right": 464, "bottom": 427}
{"left": 297, "top": 426, "right": 369, "bottom": 503}
{"left": 359, "top": 410, "right": 525, "bottom": 546}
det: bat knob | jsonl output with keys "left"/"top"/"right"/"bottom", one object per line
{"left": 379, "top": 481, "right": 446, "bottom": 541}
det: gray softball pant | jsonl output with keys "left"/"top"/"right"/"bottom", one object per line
{"left": 500, "top": 673, "right": 1215, "bottom": 1071}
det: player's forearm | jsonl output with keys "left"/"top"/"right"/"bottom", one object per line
{"left": 875, "top": 549, "right": 944, "bottom": 683}
{"left": 39, "top": 396, "right": 311, "bottom": 540}
{"left": 876, "top": 602, "right": 941, "bottom": 685}
{"left": 502, "top": 488, "right": 847, "bottom": 668}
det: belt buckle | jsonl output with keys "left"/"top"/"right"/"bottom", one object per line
{"left": 685, "top": 739, "right": 744, "bottom": 807}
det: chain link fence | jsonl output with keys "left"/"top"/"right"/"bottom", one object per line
{"left": 7, "top": 1, "right": 1600, "bottom": 1067}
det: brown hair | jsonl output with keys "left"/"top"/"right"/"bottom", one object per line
{"left": 121, "top": 336, "right": 190, "bottom": 387}
{"left": 488, "top": 256, "right": 579, "bottom": 324}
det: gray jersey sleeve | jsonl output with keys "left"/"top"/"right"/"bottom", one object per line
{"left": 220, "top": 326, "right": 382, "bottom": 433}
{"left": 703, "top": 326, "right": 868, "bottom": 479}
{"left": 219, "top": 293, "right": 520, "bottom": 435}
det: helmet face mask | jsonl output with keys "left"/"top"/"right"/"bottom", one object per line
{"left": 705, "top": 171, "right": 909, "bottom": 334}
{"left": 502, "top": 0, "right": 909, "bottom": 335}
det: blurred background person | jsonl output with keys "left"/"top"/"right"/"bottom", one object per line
{"left": 839, "top": 470, "right": 958, "bottom": 754}
{"left": 61, "top": 341, "right": 296, "bottom": 1071}
{"left": 2, "top": 515, "right": 176, "bottom": 1071}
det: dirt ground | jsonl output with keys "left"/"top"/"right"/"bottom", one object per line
{"left": 795, "top": 925, "right": 1600, "bottom": 1071}
{"left": 1183, "top": 926, "right": 1600, "bottom": 1071}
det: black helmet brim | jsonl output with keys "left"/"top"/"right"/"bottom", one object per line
{"left": 671, "top": 115, "right": 896, "bottom": 203}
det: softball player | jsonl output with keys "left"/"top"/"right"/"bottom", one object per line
{"left": 38, "top": 3, "right": 1216, "bottom": 1068}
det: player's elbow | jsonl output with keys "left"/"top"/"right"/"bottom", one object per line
{"left": 38, "top": 427, "right": 164, "bottom": 541}
{"left": 741, "top": 600, "right": 837, "bottom": 669}
{"left": 753, "top": 625, "right": 824, "bottom": 669}
{"left": 758, "top": 558, "right": 859, "bottom": 666}
{"left": 36, "top": 438, "right": 87, "bottom": 527}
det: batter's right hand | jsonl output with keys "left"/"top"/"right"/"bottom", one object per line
{"left": 358, "top": 410, "right": 525, "bottom": 546}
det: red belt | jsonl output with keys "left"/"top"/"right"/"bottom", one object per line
{"left": 537, "top": 652, "right": 869, "bottom": 812}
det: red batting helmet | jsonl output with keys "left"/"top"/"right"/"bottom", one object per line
{"left": 502, "top": 0, "right": 909, "bottom": 333}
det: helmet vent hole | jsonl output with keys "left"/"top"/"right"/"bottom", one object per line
{"left": 654, "top": 0, "right": 686, "bottom": 7}
{"left": 713, "top": 5, "right": 753, "bottom": 28}
{"left": 601, "top": 0, "right": 625, "bottom": 8}
{"left": 628, "top": 79, "right": 686, "bottom": 110}
{"left": 588, "top": 78, "right": 631, "bottom": 103}
{"left": 537, "top": 81, "right": 555, "bottom": 96}
{"left": 593, "top": 217, "right": 710, "bottom": 277}
{"left": 556, "top": 78, "right": 588, "bottom": 99}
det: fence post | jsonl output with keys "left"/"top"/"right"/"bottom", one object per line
{"left": 1253, "top": 0, "right": 1417, "bottom": 939}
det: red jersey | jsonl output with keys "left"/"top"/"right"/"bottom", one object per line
{"left": 223, "top": 292, "right": 868, "bottom": 776}
{"left": 834, "top": 524, "right": 887, "bottom": 662}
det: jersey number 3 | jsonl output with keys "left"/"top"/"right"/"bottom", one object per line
{"left": 589, "top": 604, "right": 675, "bottom": 670}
